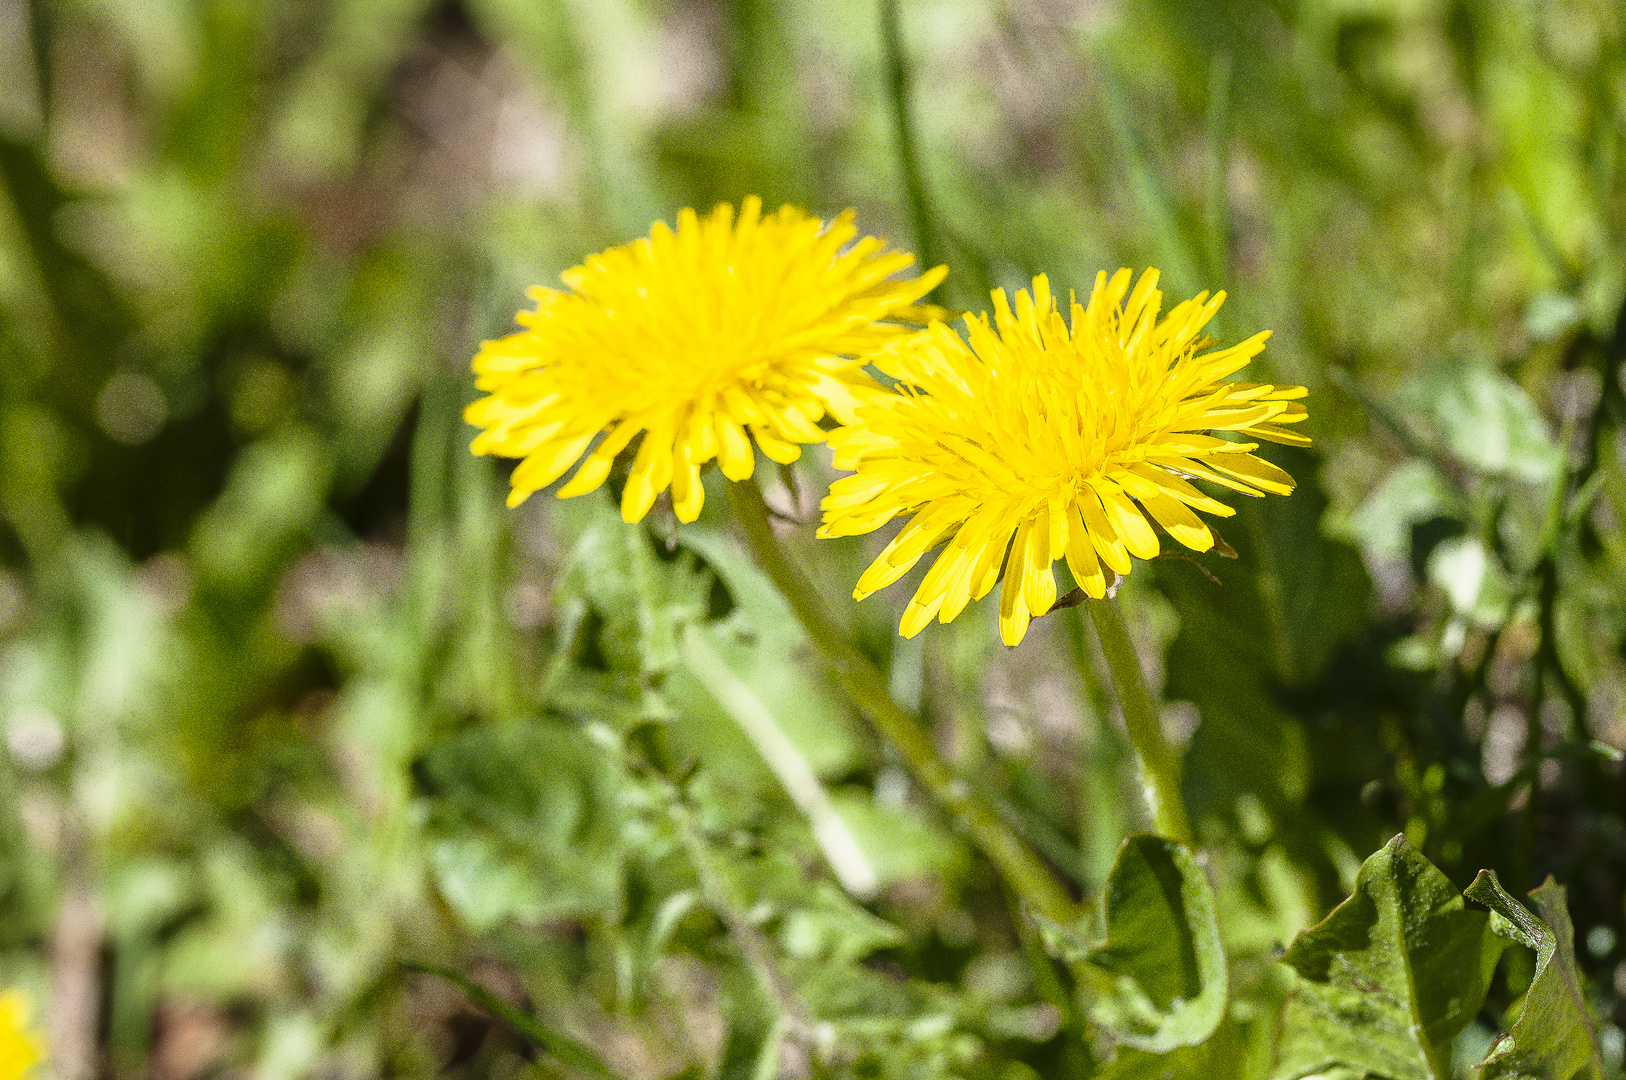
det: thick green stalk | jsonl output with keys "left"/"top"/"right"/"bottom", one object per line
{"left": 1087, "top": 596, "right": 1193, "bottom": 845}
{"left": 727, "top": 476, "right": 1073, "bottom": 922}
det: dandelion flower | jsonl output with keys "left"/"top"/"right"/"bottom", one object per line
{"left": 0, "top": 990, "right": 41, "bottom": 1080}
{"left": 465, "top": 197, "right": 946, "bottom": 522}
{"left": 820, "top": 269, "right": 1308, "bottom": 646}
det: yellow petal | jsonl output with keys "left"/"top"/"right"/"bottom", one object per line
{"left": 671, "top": 459, "right": 705, "bottom": 522}
{"left": 752, "top": 425, "right": 802, "bottom": 465}
{"left": 999, "top": 518, "right": 1036, "bottom": 646}
{"left": 935, "top": 544, "right": 982, "bottom": 623}
{"left": 715, "top": 414, "right": 755, "bottom": 480}
{"left": 622, "top": 428, "right": 675, "bottom": 522}
{"left": 1077, "top": 490, "right": 1131, "bottom": 575}
{"left": 819, "top": 503, "right": 906, "bottom": 538}
{"left": 556, "top": 453, "right": 612, "bottom": 500}
{"left": 1045, "top": 493, "right": 1068, "bottom": 561}
{"left": 900, "top": 591, "right": 943, "bottom": 638}
{"left": 1127, "top": 462, "right": 1233, "bottom": 517}
{"left": 1140, "top": 489, "right": 1213, "bottom": 552}
{"left": 1247, "top": 423, "right": 1313, "bottom": 447}
{"left": 510, "top": 429, "right": 597, "bottom": 499}
{"left": 1147, "top": 455, "right": 1264, "bottom": 498}
{"left": 1064, "top": 503, "right": 1106, "bottom": 599}
{"left": 854, "top": 509, "right": 955, "bottom": 598}
{"left": 1092, "top": 482, "right": 1159, "bottom": 561}
{"left": 971, "top": 526, "right": 1013, "bottom": 601}
{"left": 1021, "top": 506, "right": 1057, "bottom": 616}
{"left": 557, "top": 422, "right": 640, "bottom": 499}
{"left": 1208, "top": 452, "right": 1296, "bottom": 495}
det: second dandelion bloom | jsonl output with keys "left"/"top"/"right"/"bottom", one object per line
{"left": 820, "top": 268, "right": 1309, "bottom": 646}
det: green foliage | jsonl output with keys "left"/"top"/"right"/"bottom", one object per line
{"left": 1274, "top": 835, "right": 1504, "bottom": 1080}
{"left": 1465, "top": 873, "right": 1605, "bottom": 1080}
{"left": 1, "top": 0, "right": 1626, "bottom": 1078}
{"left": 406, "top": 963, "right": 628, "bottom": 1080}
{"left": 420, "top": 719, "right": 625, "bottom": 930}
{"left": 1097, "top": 1018, "right": 1251, "bottom": 1080}
{"left": 1036, "top": 835, "right": 1227, "bottom": 1054}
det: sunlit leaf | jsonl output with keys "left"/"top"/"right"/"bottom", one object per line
{"left": 420, "top": 719, "right": 624, "bottom": 927}
{"left": 1464, "top": 872, "right": 1605, "bottom": 1080}
{"left": 1406, "top": 363, "right": 1562, "bottom": 484}
{"left": 1099, "top": 1018, "right": 1252, "bottom": 1080}
{"left": 1273, "top": 835, "right": 1505, "bottom": 1080}
{"left": 1036, "top": 834, "right": 1227, "bottom": 1053}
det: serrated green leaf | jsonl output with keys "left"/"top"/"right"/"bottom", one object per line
{"left": 426, "top": 836, "right": 549, "bottom": 933}
{"left": 778, "top": 882, "right": 904, "bottom": 964}
{"left": 1273, "top": 835, "right": 1505, "bottom": 1080}
{"left": 420, "top": 719, "right": 624, "bottom": 926}
{"left": 544, "top": 509, "right": 717, "bottom": 728}
{"left": 557, "top": 512, "right": 711, "bottom": 671}
{"left": 1463, "top": 872, "right": 1604, "bottom": 1080}
{"left": 1036, "top": 834, "right": 1227, "bottom": 1053}
{"left": 1343, "top": 459, "right": 1456, "bottom": 563}
{"left": 666, "top": 525, "right": 861, "bottom": 785}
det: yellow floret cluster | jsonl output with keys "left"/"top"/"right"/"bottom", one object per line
{"left": 821, "top": 269, "right": 1306, "bottom": 644}
{"left": 467, "top": 200, "right": 1307, "bottom": 644}
{"left": 466, "top": 196, "right": 944, "bottom": 523}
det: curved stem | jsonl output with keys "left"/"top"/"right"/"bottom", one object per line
{"left": 727, "top": 475, "right": 1074, "bottom": 922}
{"left": 1087, "top": 596, "right": 1193, "bottom": 845}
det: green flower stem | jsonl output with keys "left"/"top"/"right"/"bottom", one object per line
{"left": 728, "top": 475, "right": 1074, "bottom": 923}
{"left": 1087, "top": 596, "right": 1193, "bottom": 845}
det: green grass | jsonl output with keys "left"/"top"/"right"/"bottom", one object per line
{"left": 1, "top": 1, "right": 1625, "bottom": 1077}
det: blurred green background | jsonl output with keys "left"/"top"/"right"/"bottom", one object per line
{"left": 2, "top": 0, "right": 1625, "bottom": 1077}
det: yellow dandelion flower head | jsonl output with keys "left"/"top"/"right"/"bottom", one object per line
{"left": 819, "top": 268, "right": 1309, "bottom": 646}
{"left": 465, "top": 196, "right": 947, "bottom": 523}
{"left": 0, "top": 990, "right": 42, "bottom": 1080}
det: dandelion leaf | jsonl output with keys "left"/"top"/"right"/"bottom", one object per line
{"left": 1036, "top": 834, "right": 1227, "bottom": 1053}
{"left": 546, "top": 509, "right": 720, "bottom": 728}
{"left": 420, "top": 719, "right": 624, "bottom": 929}
{"left": 1098, "top": 1017, "right": 1251, "bottom": 1079}
{"left": 1272, "top": 834, "right": 1504, "bottom": 1080}
{"left": 1463, "top": 871, "right": 1604, "bottom": 1080}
